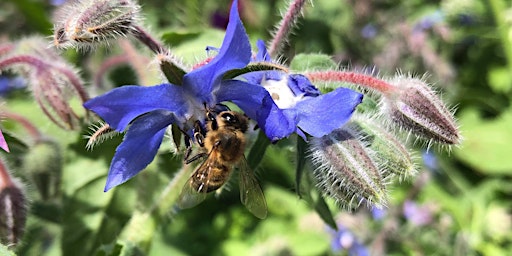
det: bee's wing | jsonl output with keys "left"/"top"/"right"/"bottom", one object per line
{"left": 176, "top": 179, "right": 208, "bottom": 209}
{"left": 238, "top": 156, "right": 268, "bottom": 219}
{"left": 177, "top": 153, "right": 213, "bottom": 209}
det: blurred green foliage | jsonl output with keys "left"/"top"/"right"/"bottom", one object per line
{"left": 1, "top": 0, "right": 512, "bottom": 255}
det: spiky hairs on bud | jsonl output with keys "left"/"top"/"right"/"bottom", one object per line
{"left": 380, "top": 75, "right": 461, "bottom": 146}
{"left": 309, "top": 126, "right": 388, "bottom": 210}
{"left": 349, "top": 113, "right": 417, "bottom": 181}
{"left": 53, "top": 0, "right": 141, "bottom": 50}
{"left": 0, "top": 159, "right": 27, "bottom": 247}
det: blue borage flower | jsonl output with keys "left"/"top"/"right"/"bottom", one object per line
{"left": 84, "top": 0, "right": 362, "bottom": 191}
{"left": 244, "top": 40, "right": 363, "bottom": 140}
{"left": 84, "top": 0, "right": 271, "bottom": 191}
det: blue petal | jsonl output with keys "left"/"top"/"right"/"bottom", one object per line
{"left": 243, "top": 70, "right": 283, "bottom": 86}
{"left": 261, "top": 104, "right": 299, "bottom": 142}
{"left": 104, "top": 110, "right": 176, "bottom": 191}
{"left": 288, "top": 74, "right": 321, "bottom": 97}
{"left": 216, "top": 80, "right": 298, "bottom": 141}
{"left": 83, "top": 84, "right": 188, "bottom": 131}
{"left": 255, "top": 39, "right": 271, "bottom": 62}
{"left": 183, "top": 0, "right": 251, "bottom": 103}
{"left": 216, "top": 80, "right": 271, "bottom": 118}
{"left": 295, "top": 87, "right": 363, "bottom": 137}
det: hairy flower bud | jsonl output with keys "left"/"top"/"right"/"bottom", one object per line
{"left": 0, "top": 159, "right": 27, "bottom": 247}
{"left": 53, "top": 0, "right": 140, "bottom": 49}
{"left": 381, "top": 76, "right": 460, "bottom": 145}
{"left": 349, "top": 114, "right": 417, "bottom": 181}
{"left": 310, "top": 127, "right": 388, "bottom": 209}
{"left": 22, "top": 140, "right": 62, "bottom": 200}
{"left": 0, "top": 37, "right": 89, "bottom": 130}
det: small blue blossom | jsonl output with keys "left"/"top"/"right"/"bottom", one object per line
{"left": 327, "top": 225, "right": 369, "bottom": 256}
{"left": 371, "top": 207, "right": 387, "bottom": 220}
{"left": 0, "top": 76, "right": 26, "bottom": 97}
{"left": 244, "top": 41, "right": 363, "bottom": 141}
{"left": 413, "top": 10, "right": 445, "bottom": 33}
{"left": 361, "top": 24, "right": 377, "bottom": 39}
{"left": 84, "top": 0, "right": 274, "bottom": 191}
{"left": 422, "top": 150, "right": 439, "bottom": 172}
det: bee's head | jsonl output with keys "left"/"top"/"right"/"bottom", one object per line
{"left": 216, "top": 111, "right": 248, "bottom": 133}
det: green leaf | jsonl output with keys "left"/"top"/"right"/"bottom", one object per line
{"left": 161, "top": 29, "right": 225, "bottom": 63}
{"left": 289, "top": 53, "right": 338, "bottom": 72}
{"left": 8, "top": 0, "right": 52, "bottom": 33}
{"left": 95, "top": 241, "right": 145, "bottom": 256}
{"left": 487, "top": 66, "right": 512, "bottom": 93}
{"left": 312, "top": 193, "right": 337, "bottom": 230}
{"left": 455, "top": 107, "right": 512, "bottom": 175}
{"left": 0, "top": 244, "right": 16, "bottom": 256}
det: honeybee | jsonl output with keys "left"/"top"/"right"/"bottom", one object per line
{"left": 177, "top": 110, "right": 268, "bottom": 219}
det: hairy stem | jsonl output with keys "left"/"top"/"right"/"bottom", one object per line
{"left": 306, "top": 71, "right": 396, "bottom": 95}
{"left": 268, "top": 0, "right": 308, "bottom": 58}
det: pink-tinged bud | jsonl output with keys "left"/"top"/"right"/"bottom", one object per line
{"left": 350, "top": 114, "right": 417, "bottom": 181}
{"left": 0, "top": 159, "right": 27, "bottom": 247}
{"left": 53, "top": 0, "right": 141, "bottom": 50}
{"left": 0, "top": 37, "right": 89, "bottom": 130}
{"left": 310, "top": 127, "right": 388, "bottom": 210}
{"left": 381, "top": 76, "right": 461, "bottom": 145}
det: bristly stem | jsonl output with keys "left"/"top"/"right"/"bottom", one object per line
{"left": 306, "top": 71, "right": 396, "bottom": 95}
{"left": 133, "top": 25, "right": 167, "bottom": 54}
{"left": 0, "top": 55, "right": 89, "bottom": 104}
{"left": 268, "top": 0, "right": 308, "bottom": 58}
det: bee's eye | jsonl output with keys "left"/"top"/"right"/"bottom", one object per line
{"left": 221, "top": 112, "right": 237, "bottom": 124}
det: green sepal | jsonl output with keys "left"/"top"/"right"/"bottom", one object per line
{"left": 222, "top": 62, "right": 289, "bottom": 80}
{"left": 159, "top": 58, "right": 186, "bottom": 85}
{"left": 295, "top": 136, "right": 307, "bottom": 198}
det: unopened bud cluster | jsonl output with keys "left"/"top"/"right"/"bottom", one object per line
{"left": 309, "top": 112, "right": 419, "bottom": 209}
{"left": 53, "top": 0, "right": 141, "bottom": 50}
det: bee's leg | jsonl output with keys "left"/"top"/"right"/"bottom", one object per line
{"left": 184, "top": 137, "right": 193, "bottom": 161}
{"left": 193, "top": 120, "right": 205, "bottom": 147}
{"left": 185, "top": 152, "right": 208, "bottom": 165}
